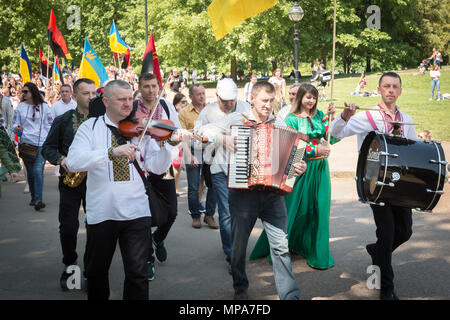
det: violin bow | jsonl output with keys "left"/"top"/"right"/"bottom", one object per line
{"left": 137, "top": 76, "right": 171, "bottom": 148}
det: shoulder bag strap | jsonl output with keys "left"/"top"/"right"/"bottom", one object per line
{"left": 365, "top": 110, "right": 378, "bottom": 131}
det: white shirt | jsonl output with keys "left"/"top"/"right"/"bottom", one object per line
{"left": 196, "top": 107, "right": 285, "bottom": 175}
{"left": 329, "top": 105, "right": 418, "bottom": 151}
{"left": 1, "top": 95, "right": 14, "bottom": 129}
{"left": 194, "top": 100, "right": 251, "bottom": 174}
{"left": 12, "top": 102, "right": 53, "bottom": 146}
{"left": 430, "top": 70, "right": 440, "bottom": 80}
{"left": 51, "top": 98, "right": 77, "bottom": 119}
{"left": 276, "top": 104, "right": 293, "bottom": 123}
{"left": 243, "top": 82, "right": 254, "bottom": 102}
{"left": 66, "top": 114, "right": 175, "bottom": 225}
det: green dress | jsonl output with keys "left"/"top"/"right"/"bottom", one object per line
{"left": 250, "top": 109, "right": 338, "bottom": 269}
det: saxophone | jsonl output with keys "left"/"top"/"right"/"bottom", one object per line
{"left": 63, "top": 171, "right": 87, "bottom": 188}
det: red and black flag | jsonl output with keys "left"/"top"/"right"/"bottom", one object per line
{"left": 48, "top": 9, "right": 72, "bottom": 60}
{"left": 39, "top": 46, "right": 52, "bottom": 78}
{"left": 141, "top": 30, "right": 162, "bottom": 87}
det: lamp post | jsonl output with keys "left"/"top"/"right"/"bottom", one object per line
{"left": 288, "top": 1, "right": 304, "bottom": 84}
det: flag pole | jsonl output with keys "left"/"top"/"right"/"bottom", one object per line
{"left": 46, "top": 45, "right": 50, "bottom": 88}
{"left": 52, "top": 55, "right": 55, "bottom": 91}
{"left": 145, "top": 0, "right": 148, "bottom": 44}
{"left": 328, "top": 0, "right": 337, "bottom": 144}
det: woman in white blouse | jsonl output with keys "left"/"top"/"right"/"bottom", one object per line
{"left": 12, "top": 82, "right": 53, "bottom": 210}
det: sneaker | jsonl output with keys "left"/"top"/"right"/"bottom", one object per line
{"left": 29, "top": 199, "right": 36, "bottom": 206}
{"left": 34, "top": 201, "right": 46, "bottom": 211}
{"left": 192, "top": 217, "right": 202, "bottom": 229}
{"left": 60, "top": 270, "right": 71, "bottom": 291}
{"left": 153, "top": 239, "right": 167, "bottom": 262}
{"left": 24, "top": 184, "right": 29, "bottom": 193}
{"left": 147, "top": 261, "right": 155, "bottom": 281}
{"left": 429, "top": 98, "right": 433, "bottom": 101}
{"left": 203, "top": 216, "right": 219, "bottom": 229}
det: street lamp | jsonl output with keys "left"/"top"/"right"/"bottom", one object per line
{"left": 288, "top": 1, "right": 304, "bottom": 84}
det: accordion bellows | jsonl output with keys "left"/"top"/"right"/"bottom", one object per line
{"left": 228, "top": 124, "right": 308, "bottom": 195}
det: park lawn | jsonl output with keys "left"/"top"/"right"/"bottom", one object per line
{"left": 312, "top": 67, "right": 450, "bottom": 141}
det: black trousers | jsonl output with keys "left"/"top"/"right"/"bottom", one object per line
{"left": 370, "top": 204, "right": 413, "bottom": 292}
{"left": 58, "top": 176, "right": 86, "bottom": 266}
{"left": 85, "top": 217, "right": 152, "bottom": 300}
{"left": 147, "top": 172, "right": 177, "bottom": 262}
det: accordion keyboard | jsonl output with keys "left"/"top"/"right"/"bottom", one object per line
{"left": 228, "top": 126, "right": 251, "bottom": 188}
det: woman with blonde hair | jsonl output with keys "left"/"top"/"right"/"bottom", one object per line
{"left": 269, "top": 68, "right": 286, "bottom": 115}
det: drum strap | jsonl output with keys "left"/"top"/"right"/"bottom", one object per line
{"left": 366, "top": 111, "right": 378, "bottom": 131}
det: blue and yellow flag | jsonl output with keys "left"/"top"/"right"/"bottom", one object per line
{"left": 109, "top": 21, "right": 130, "bottom": 55}
{"left": 20, "top": 44, "right": 32, "bottom": 83}
{"left": 52, "top": 56, "right": 61, "bottom": 82}
{"left": 79, "top": 37, "right": 109, "bottom": 87}
{"left": 208, "top": 0, "right": 278, "bottom": 40}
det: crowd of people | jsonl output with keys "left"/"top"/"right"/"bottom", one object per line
{"left": 0, "top": 56, "right": 445, "bottom": 301}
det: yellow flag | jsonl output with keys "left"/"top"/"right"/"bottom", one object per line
{"left": 208, "top": 0, "right": 278, "bottom": 40}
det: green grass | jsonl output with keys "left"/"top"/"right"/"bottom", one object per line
{"left": 310, "top": 67, "right": 450, "bottom": 141}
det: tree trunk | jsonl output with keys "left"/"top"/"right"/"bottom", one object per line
{"left": 231, "top": 56, "right": 237, "bottom": 81}
{"left": 271, "top": 59, "right": 277, "bottom": 72}
{"left": 366, "top": 56, "right": 371, "bottom": 72}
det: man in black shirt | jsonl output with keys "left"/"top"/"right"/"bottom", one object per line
{"left": 42, "top": 78, "right": 96, "bottom": 290}
{"left": 169, "top": 68, "right": 184, "bottom": 93}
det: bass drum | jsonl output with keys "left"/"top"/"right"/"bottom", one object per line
{"left": 356, "top": 131, "right": 446, "bottom": 211}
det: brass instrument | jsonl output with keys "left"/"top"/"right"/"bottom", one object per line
{"left": 63, "top": 171, "right": 87, "bottom": 188}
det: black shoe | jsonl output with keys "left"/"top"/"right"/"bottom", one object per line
{"left": 34, "top": 201, "right": 46, "bottom": 211}
{"left": 60, "top": 270, "right": 71, "bottom": 291}
{"left": 234, "top": 290, "right": 248, "bottom": 300}
{"left": 29, "top": 199, "right": 36, "bottom": 206}
{"left": 366, "top": 243, "right": 376, "bottom": 265}
{"left": 380, "top": 290, "right": 399, "bottom": 300}
{"left": 153, "top": 238, "right": 167, "bottom": 262}
{"left": 147, "top": 261, "right": 155, "bottom": 281}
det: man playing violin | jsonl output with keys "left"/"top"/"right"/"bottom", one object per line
{"left": 329, "top": 72, "right": 417, "bottom": 300}
{"left": 66, "top": 80, "right": 176, "bottom": 300}
{"left": 133, "top": 72, "right": 190, "bottom": 280}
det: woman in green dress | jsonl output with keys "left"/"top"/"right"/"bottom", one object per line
{"left": 250, "top": 83, "right": 337, "bottom": 269}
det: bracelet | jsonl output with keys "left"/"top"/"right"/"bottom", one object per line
{"left": 108, "top": 147, "right": 114, "bottom": 160}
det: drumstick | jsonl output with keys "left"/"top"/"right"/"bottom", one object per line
{"left": 334, "top": 106, "right": 375, "bottom": 111}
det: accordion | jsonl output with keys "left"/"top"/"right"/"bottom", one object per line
{"left": 227, "top": 123, "right": 308, "bottom": 195}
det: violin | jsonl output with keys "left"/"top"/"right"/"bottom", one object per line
{"left": 119, "top": 110, "right": 177, "bottom": 141}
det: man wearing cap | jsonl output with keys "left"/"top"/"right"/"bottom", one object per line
{"left": 193, "top": 78, "right": 250, "bottom": 269}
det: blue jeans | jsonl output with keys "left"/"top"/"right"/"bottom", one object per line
{"left": 185, "top": 164, "right": 216, "bottom": 217}
{"left": 23, "top": 146, "right": 46, "bottom": 202}
{"left": 211, "top": 172, "right": 232, "bottom": 262}
{"left": 431, "top": 79, "right": 440, "bottom": 99}
{"left": 229, "top": 189, "right": 300, "bottom": 300}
